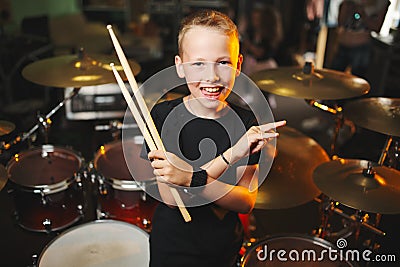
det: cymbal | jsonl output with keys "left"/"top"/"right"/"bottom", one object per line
{"left": 22, "top": 53, "right": 141, "bottom": 88}
{"left": 344, "top": 97, "right": 400, "bottom": 137}
{"left": 255, "top": 126, "right": 330, "bottom": 209}
{"left": 250, "top": 65, "right": 370, "bottom": 100}
{"left": 313, "top": 158, "right": 400, "bottom": 214}
{"left": 0, "top": 164, "right": 8, "bottom": 191}
{"left": 0, "top": 120, "right": 15, "bottom": 136}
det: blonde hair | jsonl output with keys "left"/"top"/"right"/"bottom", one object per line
{"left": 177, "top": 9, "right": 239, "bottom": 56}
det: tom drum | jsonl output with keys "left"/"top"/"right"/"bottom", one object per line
{"left": 7, "top": 145, "right": 85, "bottom": 232}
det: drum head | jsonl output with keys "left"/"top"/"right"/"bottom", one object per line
{"left": 38, "top": 220, "right": 149, "bottom": 267}
{"left": 7, "top": 145, "right": 82, "bottom": 188}
{"left": 94, "top": 138, "right": 154, "bottom": 183}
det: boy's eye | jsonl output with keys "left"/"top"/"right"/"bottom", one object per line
{"left": 219, "top": 61, "right": 231, "bottom": 65}
{"left": 192, "top": 62, "right": 204, "bottom": 67}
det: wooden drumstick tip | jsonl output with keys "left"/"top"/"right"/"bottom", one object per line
{"left": 107, "top": 25, "right": 112, "bottom": 30}
{"left": 110, "top": 63, "right": 115, "bottom": 67}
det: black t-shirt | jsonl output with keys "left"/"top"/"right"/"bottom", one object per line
{"left": 147, "top": 97, "right": 259, "bottom": 267}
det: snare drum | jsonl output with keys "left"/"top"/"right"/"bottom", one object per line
{"left": 7, "top": 145, "right": 85, "bottom": 232}
{"left": 38, "top": 220, "right": 149, "bottom": 267}
{"left": 93, "top": 137, "right": 158, "bottom": 231}
{"left": 241, "top": 234, "right": 355, "bottom": 266}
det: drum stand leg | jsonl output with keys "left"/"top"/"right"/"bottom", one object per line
{"left": 314, "top": 196, "right": 386, "bottom": 248}
{"left": 314, "top": 195, "right": 336, "bottom": 239}
{"left": 378, "top": 136, "right": 393, "bottom": 166}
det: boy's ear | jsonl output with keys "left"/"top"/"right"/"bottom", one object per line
{"left": 235, "top": 54, "right": 243, "bottom": 77}
{"left": 175, "top": 55, "right": 185, "bottom": 78}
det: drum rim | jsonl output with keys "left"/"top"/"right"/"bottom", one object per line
{"left": 6, "top": 145, "right": 84, "bottom": 190}
{"left": 37, "top": 219, "right": 149, "bottom": 265}
{"left": 241, "top": 233, "right": 355, "bottom": 266}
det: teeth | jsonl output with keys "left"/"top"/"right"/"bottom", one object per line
{"left": 203, "top": 87, "right": 220, "bottom": 93}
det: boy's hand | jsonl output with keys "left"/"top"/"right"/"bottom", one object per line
{"left": 230, "top": 120, "right": 286, "bottom": 163}
{"left": 148, "top": 150, "right": 193, "bottom": 187}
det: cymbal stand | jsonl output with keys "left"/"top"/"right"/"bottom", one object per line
{"left": 0, "top": 88, "right": 80, "bottom": 152}
{"left": 378, "top": 135, "right": 393, "bottom": 165}
{"left": 306, "top": 100, "right": 343, "bottom": 157}
{"left": 377, "top": 135, "right": 399, "bottom": 169}
{"left": 387, "top": 139, "right": 399, "bottom": 169}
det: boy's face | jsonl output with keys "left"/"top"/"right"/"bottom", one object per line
{"left": 175, "top": 26, "right": 242, "bottom": 110}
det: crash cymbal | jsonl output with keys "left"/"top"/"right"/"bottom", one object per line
{"left": 22, "top": 53, "right": 141, "bottom": 88}
{"left": 344, "top": 97, "right": 400, "bottom": 137}
{"left": 250, "top": 64, "right": 370, "bottom": 100}
{"left": 313, "top": 158, "right": 400, "bottom": 214}
{"left": 0, "top": 164, "right": 8, "bottom": 191}
{"left": 0, "top": 120, "right": 15, "bottom": 136}
{"left": 255, "top": 126, "right": 329, "bottom": 209}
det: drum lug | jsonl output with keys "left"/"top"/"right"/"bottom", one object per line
{"left": 96, "top": 209, "right": 109, "bottom": 219}
{"left": 99, "top": 182, "right": 108, "bottom": 195}
{"left": 77, "top": 204, "right": 85, "bottom": 216}
{"left": 142, "top": 218, "right": 151, "bottom": 230}
{"left": 42, "top": 218, "right": 52, "bottom": 233}
{"left": 75, "top": 172, "right": 82, "bottom": 185}
{"left": 141, "top": 191, "right": 147, "bottom": 202}
{"left": 90, "top": 173, "right": 97, "bottom": 184}
{"left": 31, "top": 254, "right": 38, "bottom": 267}
{"left": 40, "top": 190, "right": 47, "bottom": 205}
{"left": 82, "top": 169, "right": 89, "bottom": 180}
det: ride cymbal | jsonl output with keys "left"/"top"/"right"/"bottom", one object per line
{"left": 344, "top": 97, "right": 400, "bottom": 137}
{"left": 250, "top": 63, "right": 370, "bottom": 100}
{"left": 22, "top": 53, "right": 141, "bottom": 88}
{"left": 255, "top": 126, "right": 330, "bottom": 209}
{"left": 313, "top": 158, "right": 400, "bottom": 214}
{"left": 0, "top": 120, "right": 15, "bottom": 136}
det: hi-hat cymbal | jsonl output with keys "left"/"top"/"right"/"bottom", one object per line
{"left": 255, "top": 126, "right": 329, "bottom": 209}
{"left": 250, "top": 65, "right": 370, "bottom": 100}
{"left": 0, "top": 120, "right": 15, "bottom": 136}
{"left": 0, "top": 164, "right": 8, "bottom": 191}
{"left": 344, "top": 97, "right": 400, "bottom": 137}
{"left": 22, "top": 53, "right": 141, "bottom": 88}
{"left": 313, "top": 158, "right": 400, "bottom": 214}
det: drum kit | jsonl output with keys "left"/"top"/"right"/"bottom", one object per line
{"left": 240, "top": 63, "right": 400, "bottom": 266}
{"left": 1, "top": 53, "right": 399, "bottom": 266}
{"left": 0, "top": 51, "right": 156, "bottom": 265}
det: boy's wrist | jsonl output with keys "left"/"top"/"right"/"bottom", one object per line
{"left": 223, "top": 148, "right": 238, "bottom": 166}
{"left": 190, "top": 168, "right": 207, "bottom": 188}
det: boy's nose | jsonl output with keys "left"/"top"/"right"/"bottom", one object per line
{"left": 205, "top": 64, "right": 220, "bottom": 82}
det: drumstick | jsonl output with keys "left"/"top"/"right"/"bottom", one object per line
{"left": 107, "top": 25, "right": 163, "bottom": 151}
{"left": 107, "top": 27, "right": 191, "bottom": 223}
{"left": 110, "top": 66, "right": 191, "bottom": 223}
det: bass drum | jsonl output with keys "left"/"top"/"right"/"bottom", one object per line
{"left": 38, "top": 220, "right": 149, "bottom": 267}
{"left": 93, "top": 137, "right": 159, "bottom": 232}
{"left": 7, "top": 145, "right": 85, "bottom": 232}
{"left": 241, "top": 234, "right": 355, "bottom": 266}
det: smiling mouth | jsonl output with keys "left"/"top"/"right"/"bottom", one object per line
{"left": 201, "top": 86, "right": 225, "bottom": 94}
{"left": 200, "top": 86, "right": 225, "bottom": 100}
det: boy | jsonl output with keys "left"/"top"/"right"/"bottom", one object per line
{"left": 146, "top": 9, "right": 285, "bottom": 267}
